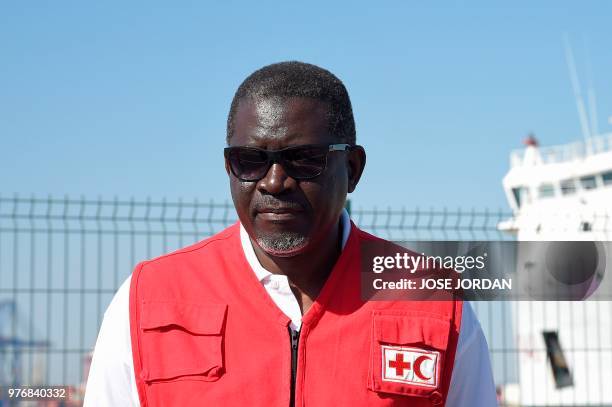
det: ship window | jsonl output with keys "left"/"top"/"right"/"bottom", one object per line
{"left": 602, "top": 171, "right": 612, "bottom": 186}
{"left": 560, "top": 179, "right": 576, "bottom": 195}
{"left": 538, "top": 183, "right": 555, "bottom": 198}
{"left": 580, "top": 175, "right": 597, "bottom": 190}
{"left": 512, "top": 186, "right": 529, "bottom": 208}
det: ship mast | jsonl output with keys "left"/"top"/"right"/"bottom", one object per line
{"left": 584, "top": 36, "right": 599, "bottom": 137}
{"left": 564, "top": 35, "right": 592, "bottom": 149}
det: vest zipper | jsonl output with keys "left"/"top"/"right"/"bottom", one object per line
{"left": 289, "top": 327, "right": 300, "bottom": 407}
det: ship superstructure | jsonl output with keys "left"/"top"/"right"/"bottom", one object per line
{"left": 499, "top": 133, "right": 612, "bottom": 406}
{"left": 497, "top": 38, "right": 612, "bottom": 406}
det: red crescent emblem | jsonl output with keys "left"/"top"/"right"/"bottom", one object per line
{"left": 414, "top": 355, "right": 432, "bottom": 380}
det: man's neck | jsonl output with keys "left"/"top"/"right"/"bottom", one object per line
{"left": 250, "top": 219, "right": 342, "bottom": 315}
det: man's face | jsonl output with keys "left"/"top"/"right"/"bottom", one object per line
{"left": 227, "top": 96, "right": 362, "bottom": 257}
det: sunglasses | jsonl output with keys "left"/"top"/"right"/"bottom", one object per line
{"left": 224, "top": 143, "right": 354, "bottom": 182}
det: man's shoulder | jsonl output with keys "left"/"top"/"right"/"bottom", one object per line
{"left": 352, "top": 223, "right": 379, "bottom": 242}
{"left": 135, "top": 222, "right": 240, "bottom": 273}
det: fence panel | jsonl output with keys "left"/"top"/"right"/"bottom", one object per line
{"left": 3, "top": 194, "right": 600, "bottom": 406}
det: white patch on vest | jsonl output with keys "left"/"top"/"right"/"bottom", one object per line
{"left": 381, "top": 345, "right": 440, "bottom": 387}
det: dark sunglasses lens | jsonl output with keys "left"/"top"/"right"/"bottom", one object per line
{"left": 282, "top": 146, "right": 328, "bottom": 179}
{"left": 229, "top": 148, "right": 269, "bottom": 180}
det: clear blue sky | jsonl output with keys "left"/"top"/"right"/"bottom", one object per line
{"left": 2, "top": 1, "right": 611, "bottom": 210}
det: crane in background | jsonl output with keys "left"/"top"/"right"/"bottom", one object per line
{"left": 0, "top": 300, "right": 49, "bottom": 406}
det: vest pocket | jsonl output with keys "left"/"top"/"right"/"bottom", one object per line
{"left": 367, "top": 310, "right": 450, "bottom": 405}
{"left": 139, "top": 301, "right": 227, "bottom": 383}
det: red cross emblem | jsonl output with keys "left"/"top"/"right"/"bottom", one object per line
{"left": 381, "top": 345, "right": 440, "bottom": 387}
{"left": 388, "top": 353, "right": 411, "bottom": 376}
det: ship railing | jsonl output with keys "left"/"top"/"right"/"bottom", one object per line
{"left": 510, "top": 132, "right": 612, "bottom": 167}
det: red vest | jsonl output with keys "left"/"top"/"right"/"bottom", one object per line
{"left": 129, "top": 222, "right": 463, "bottom": 407}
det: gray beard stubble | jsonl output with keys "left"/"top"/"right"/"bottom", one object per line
{"left": 256, "top": 232, "right": 308, "bottom": 255}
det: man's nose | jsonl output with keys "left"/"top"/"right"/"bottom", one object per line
{"left": 257, "top": 163, "right": 297, "bottom": 195}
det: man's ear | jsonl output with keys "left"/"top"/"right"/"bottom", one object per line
{"left": 347, "top": 145, "right": 366, "bottom": 193}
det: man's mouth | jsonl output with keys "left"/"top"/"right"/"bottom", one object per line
{"left": 257, "top": 208, "right": 302, "bottom": 221}
{"left": 258, "top": 207, "right": 301, "bottom": 214}
{"left": 255, "top": 206, "right": 304, "bottom": 221}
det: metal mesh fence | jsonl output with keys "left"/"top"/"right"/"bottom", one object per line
{"left": 0, "top": 194, "right": 607, "bottom": 406}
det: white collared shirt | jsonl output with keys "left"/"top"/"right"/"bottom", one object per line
{"left": 84, "top": 210, "right": 496, "bottom": 406}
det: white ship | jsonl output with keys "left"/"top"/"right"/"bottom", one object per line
{"left": 499, "top": 133, "right": 612, "bottom": 406}
{"left": 497, "top": 43, "right": 612, "bottom": 406}
{"left": 498, "top": 133, "right": 612, "bottom": 406}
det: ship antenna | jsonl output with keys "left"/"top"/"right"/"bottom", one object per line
{"left": 584, "top": 35, "right": 599, "bottom": 137}
{"left": 564, "top": 35, "right": 592, "bottom": 146}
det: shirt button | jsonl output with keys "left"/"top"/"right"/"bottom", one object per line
{"left": 270, "top": 280, "right": 280, "bottom": 289}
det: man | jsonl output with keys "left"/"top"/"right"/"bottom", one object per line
{"left": 84, "top": 61, "right": 496, "bottom": 406}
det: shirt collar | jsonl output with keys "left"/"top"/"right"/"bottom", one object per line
{"left": 240, "top": 208, "right": 351, "bottom": 282}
